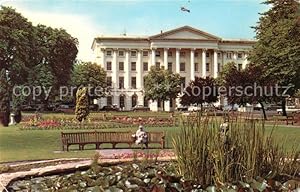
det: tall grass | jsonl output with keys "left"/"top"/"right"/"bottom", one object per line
{"left": 172, "top": 112, "right": 299, "bottom": 186}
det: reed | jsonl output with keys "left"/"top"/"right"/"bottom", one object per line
{"left": 172, "top": 112, "right": 299, "bottom": 186}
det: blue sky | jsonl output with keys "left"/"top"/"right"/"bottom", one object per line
{"left": 1, "top": 0, "right": 268, "bottom": 60}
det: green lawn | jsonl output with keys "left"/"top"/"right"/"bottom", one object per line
{"left": 0, "top": 122, "right": 299, "bottom": 163}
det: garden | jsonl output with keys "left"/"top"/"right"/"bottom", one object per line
{"left": 1, "top": 112, "right": 300, "bottom": 191}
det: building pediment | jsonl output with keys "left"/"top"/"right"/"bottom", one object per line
{"left": 150, "top": 26, "right": 221, "bottom": 41}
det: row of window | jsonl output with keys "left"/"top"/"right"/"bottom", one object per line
{"left": 106, "top": 63, "right": 243, "bottom": 89}
{"left": 106, "top": 50, "right": 245, "bottom": 59}
{"left": 106, "top": 95, "right": 150, "bottom": 108}
{"left": 106, "top": 61, "right": 224, "bottom": 72}
{"left": 106, "top": 76, "right": 138, "bottom": 89}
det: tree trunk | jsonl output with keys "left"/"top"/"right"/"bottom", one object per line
{"left": 259, "top": 102, "right": 267, "bottom": 120}
{"left": 162, "top": 100, "right": 165, "bottom": 112}
{"left": 281, "top": 98, "right": 287, "bottom": 116}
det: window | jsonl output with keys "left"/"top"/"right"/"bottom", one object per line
{"left": 131, "top": 50, "right": 136, "bottom": 57}
{"left": 180, "top": 77, "right": 186, "bottom": 88}
{"left": 131, "top": 62, "right": 136, "bottom": 71}
{"left": 195, "top": 52, "right": 199, "bottom": 57}
{"left": 106, "top": 50, "right": 112, "bottom": 56}
{"left": 195, "top": 63, "right": 198, "bottom": 72}
{"left": 168, "top": 51, "right": 172, "bottom": 57}
{"left": 180, "top": 62, "right": 185, "bottom": 72}
{"left": 118, "top": 51, "right": 124, "bottom": 56}
{"left": 206, "top": 63, "right": 210, "bottom": 72}
{"left": 106, "top": 62, "right": 112, "bottom": 71}
{"left": 180, "top": 51, "right": 185, "bottom": 57}
{"left": 226, "top": 53, "right": 232, "bottom": 59}
{"left": 238, "top": 64, "right": 243, "bottom": 71}
{"left": 155, "top": 62, "right": 160, "bottom": 69}
{"left": 143, "top": 62, "right": 148, "bottom": 71}
{"left": 238, "top": 53, "right": 243, "bottom": 59}
{"left": 119, "top": 62, "right": 124, "bottom": 71}
{"left": 107, "top": 96, "right": 112, "bottom": 106}
{"left": 170, "top": 98, "right": 173, "bottom": 108}
{"left": 119, "top": 76, "right": 124, "bottom": 89}
{"left": 106, "top": 76, "right": 112, "bottom": 87}
{"left": 206, "top": 52, "right": 210, "bottom": 57}
{"left": 143, "top": 51, "right": 148, "bottom": 57}
{"left": 132, "top": 95, "right": 137, "bottom": 107}
{"left": 218, "top": 53, "right": 221, "bottom": 58}
{"left": 144, "top": 97, "right": 149, "bottom": 107}
{"left": 155, "top": 51, "right": 161, "bottom": 57}
{"left": 218, "top": 63, "right": 221, "bottom": 73}
{"left": 131, "top": 77, "right": 136, "bottom": 89}
{"left": 168, "top": 62, "right": 172, "bottom": 72}
{"left": 119, "top": 95, "right": 125, "bottom": 109}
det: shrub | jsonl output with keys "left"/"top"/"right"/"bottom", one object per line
{"left": 75, "top": 87, "right": 89, "bottom": 122}
{"left": 173, "top": 113, "right": 299, "bottom": 186}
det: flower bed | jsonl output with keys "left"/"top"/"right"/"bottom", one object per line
{"left": 110, "top": 116, "right": 174, "bottom": 127}
{"left": 7, "top": 161, "right": 300, "bottom": 191}
{"left": 20, "top": 117, "right": 174, "bottom": 130}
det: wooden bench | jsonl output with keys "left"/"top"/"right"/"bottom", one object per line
{"left": 61, "top": 131, "right": 165, "bottom": 151}
{"left": 273, "top": 114, "right": 295, "bottom": 125}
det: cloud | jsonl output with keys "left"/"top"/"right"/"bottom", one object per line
{"left": 1, "top": 1, "right": 104, "bottom": 61}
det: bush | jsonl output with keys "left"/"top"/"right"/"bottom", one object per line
{"left": 173, "top": 113, "right": 299, "bottom": 186}
{"left": 75, "top": 87, "right": 89, "bottom": 122}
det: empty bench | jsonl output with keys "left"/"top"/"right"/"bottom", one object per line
{"left": 61, "top": 131, "right": 165, "bottom": 151}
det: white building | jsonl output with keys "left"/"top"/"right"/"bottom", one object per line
{"left": 91, "top": 26, "right": 255, "bottom": 111}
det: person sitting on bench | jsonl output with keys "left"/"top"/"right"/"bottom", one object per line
{"left": 132, "top": 125, "right": 148, "bottom": 149}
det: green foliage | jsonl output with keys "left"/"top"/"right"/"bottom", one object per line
{"left": 0, "top": 6, "right": 78, "bottom": 108}
{"left": 72, "top": 61, "right": 107, "bottom": 99}
{"left": 75, "top": 87, "right": 89, "bottom": 122}
{"left": 249, "top": 0, "right": 300, "bottom": 93}
{"left": 0, "top": 69, "right": 10, "bottom": 126}
{"left": 180, "top": 76, "right": 218, "bottom": 108}
{"left": 144, "top": 66, "right": 181, "bottom": 110}
{"left": 173, "top": 114, "right": 299, "bottom": 186}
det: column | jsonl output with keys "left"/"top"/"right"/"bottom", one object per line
{"left": 233, "top": 52, "right": 237, "bottom": 60}
{"left": 137, "top": 50, "right": 143, "bottom": 89}
{"left": 163, "top": 48, "right": 168, "bottom": 70}
{"left": 243, "top": 52, "right": 249, "bottom": 69}
{"left": 213, "top": 50, "right": 218, "bottom": 78}
{"left": 175, "top": 48, "right": 180, "bottom": 73}
{"left": 112, "top": 49, "right": 117, "bottom": 88}
{"left": 124, "top": 49, "right": 130, "bottom": 89}
{"left": 151, "top": 49, "right": 156, "bottom": 66}
{"left": 202, "top": 49, "right": 206, "bottom": 77}
{"left": 101, "top": 48, "right": 105, "bottom": 67}
{"left": 190, "top": 49, "right": 195, "bottom": 81}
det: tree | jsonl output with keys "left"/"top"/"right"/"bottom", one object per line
{"left": 219, "top": 62, "right": 277, "bottom": 119}
{"left": 75, "top": 87, "right": 89, "bottom": 122}
{"left": 0, "top": 69, "right": 10, "bottom": 126}
{"left": 248, "top": 0, "right": 300, "bottom": 116}
{"left": 144, "top": 66, "right": 181, "bottom": 111}
{"left": 0, "top": 6, "right": 78, "bottom": 112}
{"left": 0, "top": 6, "right": 33, "bottom": 85}
{"left": 72, "top": 61, "right": 107, "bottom": 101}
{"left": 180, "top": 76, "right": 218, "bottom": 111}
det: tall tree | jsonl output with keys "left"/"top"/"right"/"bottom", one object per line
{"left": 0, "top": 6, "right": 33, "bottom": 85}
{"left": 248, "top": 0, "right": 300, "bottom": 116}
{"left": 0, "top": 69, "right": 10, "bottom": 126}
{"left": 0, "top": 6, "right": 78, "bottom": 112}
{"left": 180, "top": 76, "right": 218, "bottom": 111}
{"left": 72, "top": 61, "right": 107, "bottom": 101}
{"left": 219, "top": 62, "right": 277, "bottom": 119}
{"left": 144, "top": 66, "right": 181, "bottom": 111}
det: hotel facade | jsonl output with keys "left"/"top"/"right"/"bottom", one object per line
{"left": 91, "top": 26, "right": 255, "bottom": 111}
